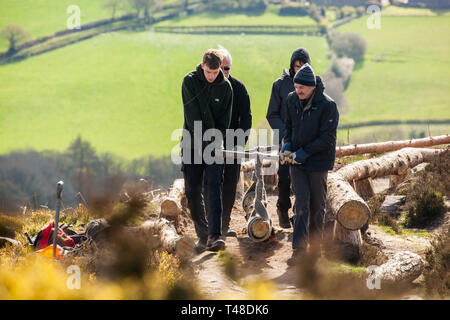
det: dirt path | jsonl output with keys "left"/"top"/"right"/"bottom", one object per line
{"left": 181, "top": 194, "right": 306, "bottom": 299}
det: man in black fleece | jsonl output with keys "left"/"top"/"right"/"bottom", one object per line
{"left": 181, "top": 49, "right": 233, "bottom": 253}
{"left": 266, "top": 47, "right": 311, "bottom": 229}
{"left": 282, "top": 63, "right": 339, "bottom": 266}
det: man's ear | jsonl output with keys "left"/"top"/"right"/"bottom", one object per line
{"left": 201, "top": 62, "right": 204, "bottom": 69}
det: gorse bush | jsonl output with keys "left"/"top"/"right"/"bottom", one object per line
{"left": 402, "top": 150, "right": 449, "bottom": 229}
{"left": 0, "top": 191, "right": 201, "bottom": 299}
{"left": 423, "top": 226, "right": 450, "bottom": 298}
{"left": 405, "top": 188, "right": 445, "bottom": 228}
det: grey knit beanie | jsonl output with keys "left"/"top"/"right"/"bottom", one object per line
{"left": 293, "top": 63, "right": 316, "bottom": 87}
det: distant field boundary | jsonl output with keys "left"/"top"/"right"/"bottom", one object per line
{"left": 153, "top": 24, "right": 323, "bottom": 35}
{"left": 339, "top": 119, "right": 450, "bottom": 130}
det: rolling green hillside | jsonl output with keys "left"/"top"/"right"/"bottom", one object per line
{"left": 337, "top": 15, "right": 450, "bottom": 125}
{"left": 0, "top": 0, "right": 119, "bottom": 51}
{"left": 0, "top": 31, "right": 329, "bottom": 158}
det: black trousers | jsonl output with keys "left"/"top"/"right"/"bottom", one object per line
{"left": 277, "top": 161, "right": 292, "bottom": 213}
{"left": 203, "top": 162, "right": 241, "bottom": 233}
{"left": 183, "top": 162, "right": 224, "bottom": 241}
{"left": 221, "top": 163, "right": 241, "bottom": 232}
{"left": 290, "top": 166, "right": 328, "bottom": 251}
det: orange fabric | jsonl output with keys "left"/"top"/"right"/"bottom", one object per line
{"left": 37, "top": 245, "right": 64, "bottom": 260}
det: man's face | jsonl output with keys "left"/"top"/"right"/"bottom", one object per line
{"left": 202, "top": 63, "right": 221, "bottom": 83}
{"left": 295, "top": 83, "right": 315, "bottom": 100}
{"left": 221, "top": 58, "right": 231, "bottom": 79}
{"left": 293, "top": 60, "right": 304, "bottom": 74}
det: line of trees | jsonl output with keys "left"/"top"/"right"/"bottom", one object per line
{"left": 0, "top": 136, "right": 181, "bottom": 214}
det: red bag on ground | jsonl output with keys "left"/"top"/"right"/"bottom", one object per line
{"left": 36, "top": 221, "right": 75, "bottom": 250}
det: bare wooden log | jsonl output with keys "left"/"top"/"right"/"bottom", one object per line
{"left": 336, "top": 148, "right": 442, "bottom": 182}
{"left": 240, "top": 136, "right": 448, "bottom": 172}
{"left": 370, "top": 251, "right": 424, "bottom": 284}
{"left": 327, "top": 148, "right": 442, "bottom": 231}
{"left": 332, "top": 221, "right": 362, "bottom": 246}
{"left": 138, "top": 218, "right": 195, "bottom": 259}
{"left": 353, "top": 178, "right": 375, "bottom": 199}
{"left": 336, "top": 134, "right": 450, "bottom": 157}
{"left": 327, "top": 172, "right": 370, "bottom": 230}
{"left": 160, "top": 179, "right": 186, "bottom": 219}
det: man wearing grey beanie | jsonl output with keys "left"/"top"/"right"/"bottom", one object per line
{"left": 281, "top": 63, "right": 339, "bottom": 266}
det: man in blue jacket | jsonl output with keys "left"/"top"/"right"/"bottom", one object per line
{"left": 281, "top": 63, "right": 339, "bottom": 266}
{"left": 266, "top": 48, "right": 311, "bottom": 229}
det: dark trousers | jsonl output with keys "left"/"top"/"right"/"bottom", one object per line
{"left": 203, "top": 163, "right": 241, "bottom": 233}
{"left": 277, "top": 161, "right": 292, "bottom": 213}
{"left": 221, "top": 163, "right": 241, "bottom": 232}
{"left": 290, "top": 166, "right": 328, "bottom": 250}
{"left": 183, "top": 162, "right": 224, "bottom": 241}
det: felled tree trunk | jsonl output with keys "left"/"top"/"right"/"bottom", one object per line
{"left": 240, "top": 135, "right": 449, "bottom": 172}
{"left": 327, "top": 148, "right": 443, "bottom": 241}
{"left": 370, "top": 251, "right": 424, "bottom": 285}
{"left": 137, "top": 218, "right": 195, "bottom": 259}
{"left": 327, "top": 172, "right": 371, "bottom": 231}
{"left": 336, "top": 148, "right": 442, "bottom": 182}
{"left": 160, "top": 179, "right": 186, "bottom": 219}
{"left": 336, "top": 134, "right": 450, "bottom": 157}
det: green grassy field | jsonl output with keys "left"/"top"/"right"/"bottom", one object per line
{"left": 0, "top": 31, "right": 329, "bottom": 158}
{"left": 0, "top": 0, "right": 120, "bottom": 52}
{"left": 154, "top": 5, "right": 318, "bottom": 26}
{"left": 337, "top": 15, "right": 450, "bottom": 125}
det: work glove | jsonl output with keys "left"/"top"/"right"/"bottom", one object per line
{"left": 280, "top": 142, "right": 292, "bottom": 162}
{"left": 280, "top": 142, "right": 292, "bottom": 154}
{"left": 291, "top": 148, "right": 309, "bottom": 165}
{"left": 279, "top": 142, "right": 292, "bottom": 165}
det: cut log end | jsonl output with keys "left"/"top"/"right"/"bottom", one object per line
{"left": 250, "top": 219, "right": 270, "bottom": 238}
{"left": 161, "top": 198, "right": 180, "bottom": 217}
{"left": 337, "top": 200, "right": 370, "bottom": 231}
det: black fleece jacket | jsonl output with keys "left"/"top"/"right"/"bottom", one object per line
{"left": 181, "top": 64, "right": 233, "bottom": 150}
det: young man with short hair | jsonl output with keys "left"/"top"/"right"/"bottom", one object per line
{"left": 181, "top": 49, "right": 233, "bottom": 252}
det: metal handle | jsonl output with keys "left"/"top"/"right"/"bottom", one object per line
{"left": 53, "top": 181, "right": 64, "bottom": 258}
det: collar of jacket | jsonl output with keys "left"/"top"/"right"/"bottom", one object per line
{"left": 196, "top": 63, "right": 226, "bottom": 86}
{"left": 307, "top": 75, "right": 326, "bottom": 105}
{"left": 301, "top": 91, "right": 316, "bottom": 112}
{"left": 282, "top": 68, "right": 292, "bottom": 80}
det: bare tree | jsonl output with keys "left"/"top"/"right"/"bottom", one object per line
{"left": 102, "top": 0, "right": 124, "bottom": 19}
{"left": 128, "top": 0, "right": 162, "bottom": 20}
{"left": 0, "top": 24, "right": 31, "bottom": 54}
